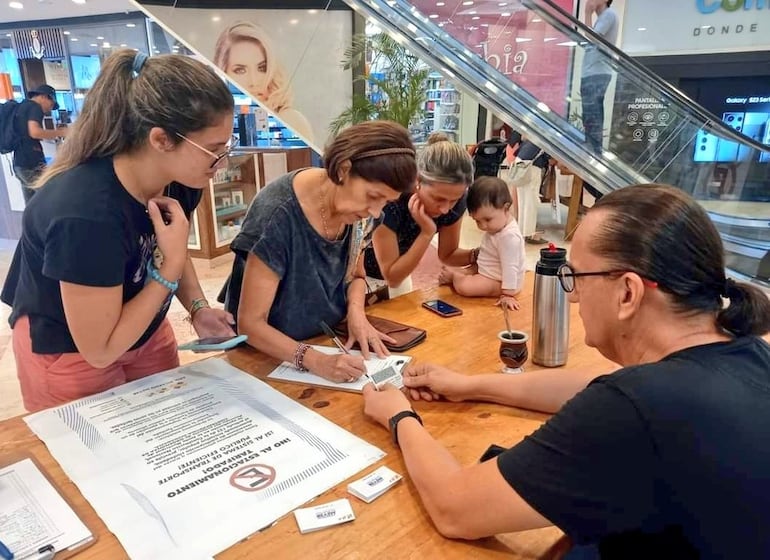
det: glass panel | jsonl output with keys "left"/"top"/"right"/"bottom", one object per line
{"left": 340, "top": 0, "right": 770, "bottom": 284}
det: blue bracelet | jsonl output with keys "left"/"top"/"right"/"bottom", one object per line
{"left": 146, "top": 260, "right": 179, "bottom": 293}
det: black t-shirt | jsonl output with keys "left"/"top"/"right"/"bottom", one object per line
{"left": 12, "top": 99, "right": 45, "bottom": 170}
{"left": 497, "top": 337, "right": 770, "bottom": 559}
{"left": 1, "top": 158, "right": 201, "bottom": 354}
{"left": 364, "top": 192, "right": 466, "bottom": 279}
{"left": 516, "top": 141, "right": 549, "bottom": 169}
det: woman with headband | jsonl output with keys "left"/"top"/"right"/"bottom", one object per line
{"left": 2, "top": 50, "right": 237, "bottom": 411}
{"left": 221, "top": 121, "right": 417, "bottom": 383}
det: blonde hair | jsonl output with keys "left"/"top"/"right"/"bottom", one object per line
{"left": 419, "top": 139, "right": 474, "bottom": 186}
{"left": 427, "top": 131, "right": 450, "bottom": 144}
{"left": 37, "top": 50, "right": 233, "bottom": 187}
{"left": 214, "top": 21, "right": 293, "bottom": 113}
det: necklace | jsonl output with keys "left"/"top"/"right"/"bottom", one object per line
{"left": 318, "top": 186, "right": 344, "bottom": 241}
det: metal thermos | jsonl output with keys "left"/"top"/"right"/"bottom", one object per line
{"left": 532, "top": 244, "right": 569, "bottom": 367}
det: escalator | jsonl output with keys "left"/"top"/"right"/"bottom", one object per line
{"left": 341, "top": 0, "right": 770, "bottom": 285}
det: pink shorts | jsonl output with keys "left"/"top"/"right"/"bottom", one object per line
{"left": 12, "top": 316, "right": 180, "bottom": 413}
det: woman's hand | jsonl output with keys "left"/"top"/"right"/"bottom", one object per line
{"left": 408, "top": 193, "right": 437, "bottom": 237}
{"left": 344, "top": 312, "right": 395, "bottom": 359}
{"left": 312, "top": 351, "right": 367, "bottom": 384}
{"left": 402, "top": 362, "right": 471, "bottom": 402}
{"left": 496, "top": 295, "right": 521, "bottom": 311}
{"left": 148, "top": 197, "right": 189, "bottom": 279}
{"left": 192, "top": 308, "right": 236, "bottom": 338}
{"left": 362, "top": 382, "right": 413, "bottom": 429}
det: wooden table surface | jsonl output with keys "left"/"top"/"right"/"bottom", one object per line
{"left": 0, "top": 274, "right": 617, "bottom": 560}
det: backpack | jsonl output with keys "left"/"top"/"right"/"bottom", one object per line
{"left": 472, "top": 137, "right": 508, "bottom": 179}
{"left": 0, "top": 100, "right": 20, "bottom": 154}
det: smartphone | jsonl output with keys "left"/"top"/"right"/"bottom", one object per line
{"left": 178, "top": 334, "right": 248, "bottom": 352}
{"left": 422, "top": 299, "right": 463, "bottom": 317}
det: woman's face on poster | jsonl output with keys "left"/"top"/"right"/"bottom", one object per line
{"left": 225, "top": 39, "right": 269, "bottom": 103}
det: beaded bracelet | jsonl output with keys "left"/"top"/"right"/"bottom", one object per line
{"left": 188, "top": 298, "right": 210, "bottom": 322}
{"left": 146, "top": 260, "right": 179, "bottom": 293}
{"left": 293, "top": 343, "right": 310, "bottom": 372}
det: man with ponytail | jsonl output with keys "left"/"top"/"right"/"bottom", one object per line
{"left": 2, "top": 50, "right": 237, "bottom": 412}
{"left": 362, "top": 184, "right": 770, "bottom": 559}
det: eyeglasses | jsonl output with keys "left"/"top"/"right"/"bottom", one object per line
{"left": 176, "top": 133, "right": 237, "bottom": 169}
{"left": 557, "top": 263, "right": 659, "bottom": 293}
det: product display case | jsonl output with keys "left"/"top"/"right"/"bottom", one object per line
{"left": 418, "top": 71, "right": 463, "bottom": 142}
{"left": 188, "top": 147, "right": 313, "bottom": 260}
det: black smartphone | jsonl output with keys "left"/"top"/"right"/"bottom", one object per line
{"left": 422, "top": 299, "right": 463, "bottom": 318}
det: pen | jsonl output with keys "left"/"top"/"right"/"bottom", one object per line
{"left": 0, "top": 539, "right": 12, "bottom": 560}
{"left": 319, "top": 321, "right": 377, "bottom": 390}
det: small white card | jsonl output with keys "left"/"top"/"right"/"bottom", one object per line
{"left": 368, "top": 365, "right": 404, "bottom": 390}
{"left": 293, "top": 498, "right": 356, "bottom": 534}
{"left": 347, "top": 466, "right": 403, "bottom": 503}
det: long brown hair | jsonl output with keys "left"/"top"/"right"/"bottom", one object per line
{"left": 37, "top": 50, "right": 233, "bottom": 187}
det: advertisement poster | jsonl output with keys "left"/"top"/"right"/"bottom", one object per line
{"left": 25, "top": 359, "right": 384, "bottom": 560}
{"left": 134, "top": 3, "right": 353, "bottom": 150}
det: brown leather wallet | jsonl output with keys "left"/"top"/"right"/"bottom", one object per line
{"left": 334, "top": 315, "right": 427, "bottom": 352}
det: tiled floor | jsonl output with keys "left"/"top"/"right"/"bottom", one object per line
{"left": 0, "top": 204, "right": 571, "bottom": 421}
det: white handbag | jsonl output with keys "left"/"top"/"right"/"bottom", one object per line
{"left": 506, "top": 150, "right": 544, "bottom": 190}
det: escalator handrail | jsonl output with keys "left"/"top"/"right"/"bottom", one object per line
{"left": 532, "top": 0, "right": 770, "bottom": 153}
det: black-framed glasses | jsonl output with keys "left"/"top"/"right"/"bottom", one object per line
{"left": 176, "top": 133, "right": 237, "bottom": 169}
{"left": 557, "top": 263, "right": 659, "bottom": 293}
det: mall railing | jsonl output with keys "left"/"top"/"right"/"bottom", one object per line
{"left": 340, "top": 0, "right": 770, "bottom": 285}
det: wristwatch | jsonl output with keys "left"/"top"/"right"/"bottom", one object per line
{"left": 388, "top": 410, "right": 423, "bottom": 447}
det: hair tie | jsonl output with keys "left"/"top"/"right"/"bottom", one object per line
{"left": 351, "top": 147, "right": 416, "bottom": 162}
{"left": 132, "top": 52, "right": 148, "bottom": 79}
{"left": 721, "top": 277, "right": 738, "bottom": 298}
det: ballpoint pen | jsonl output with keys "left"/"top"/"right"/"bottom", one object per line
{"left": 319, "top": 321, "right": 377, "bottom": 389}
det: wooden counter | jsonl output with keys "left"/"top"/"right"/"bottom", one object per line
{"left": 0, "top": 274, "right": 616, "bottom": 559}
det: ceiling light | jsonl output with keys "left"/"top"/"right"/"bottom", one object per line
{"left": 97, "top": 36, "right": 104, "bottom": 40}
{"left": 120, "top": 43, "right": 127, "bottom": 47}
{"left": 63, "top": 31, "right": 70, "bottom": 35}
{"left": 501, "top": 12, "right": 511, "bottom": 16}
{"left": 429, "top": 13, "right": 439, "bottom": 18}
{"left": 70, "top": 37, "right": 78, "bottom": 41}
{"left": 462, "top": 1, "right": 473, "bottom": 5}
{"left": 90, "top": 43, "right": 97, "bottom": 47}
{"left": 532, "top": 18, "right": 542, "bottom": 22}
{"left": 499, "top": 1, "right": 507, "bottom": 5}
{"left": 9, "top": 2, "right": 23, "bottom": 9}
{"left": 637, "top": 27, "right": 647, "bottom": 31}
{"left": 472, "top": 16, "right": 479, "bottom": 20}
{"left": 211, "top": 15, "right": 221, "bottom": 22}
{"left": 436, "top": 1, "right": 445, "bottom": 5}
{"left": 72, "top": 0, "right": 86, "bottom": 4}
{"left": 102, "top": 42, "right": 110, "bottom": 48}
{"left": 308, "top": 9, "right": 317, "bottom": 14}
{"left": 289, "top": 19, "right": 299, "bottom": 24}
{"left": 126, "top": 23, "right": 136, "bottom": 28}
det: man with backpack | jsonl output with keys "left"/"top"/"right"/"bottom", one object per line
{"left": 2, "top": 84, "right": 68, "bottom": 203}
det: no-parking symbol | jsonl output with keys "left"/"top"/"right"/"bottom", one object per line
{"left": 229, "top": 464, "right": 276, "bottom": 492}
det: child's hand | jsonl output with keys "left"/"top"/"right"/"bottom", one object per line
{"left": 496, "top": 295, "right": 520, "bottom": 311}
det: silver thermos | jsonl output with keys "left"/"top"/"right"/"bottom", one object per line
{"left": 532, "top": 244, "right": 570, "bottom": 367}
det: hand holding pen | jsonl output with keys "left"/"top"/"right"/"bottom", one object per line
{"left": 318, "top": 321, "right": 375, "bottom": 388}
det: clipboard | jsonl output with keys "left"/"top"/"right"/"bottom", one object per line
{"left": 0, "top": 452, "right": 97, "bottom": 559}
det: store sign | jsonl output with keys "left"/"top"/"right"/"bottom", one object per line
{"left": 623, "top": 0, "right": 770, "bottom": 55}
{"left": 696, "top": 0, "right": 769, "bottom": 14}
{"left": 11, "top": 28, "right": 66, "bottom": 60}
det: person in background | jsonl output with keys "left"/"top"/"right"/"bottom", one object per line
{"left": 221, "top": 121, "right": 416, "bottom": 384}
{"left": 364, "top": 136, "right": 475, "bottom": 295}
{"left": 439, "top": 176, "right": 525, "bottom": 310}
{"left": 581, "top": 0, "right": 619, "bottom": 155}
{"left": 214, "top": 21, "right": 313, "bottom": 142}
{"left": 12, "top": 84, "right": 68, "bottom": 203}
{"left": 515, "top": 137, "right": 550, "bottom": 244}
{"left": 1, "top": 51, "right": 237, "bottom": 412}
{"left": 362, "top": 184, "right": 770, "bottom": 559}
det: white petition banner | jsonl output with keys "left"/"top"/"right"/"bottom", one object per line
{"left": 25, "top": 358, "right": 384, "bottom": 560}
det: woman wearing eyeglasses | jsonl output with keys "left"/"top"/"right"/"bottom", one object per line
{"left": 361, "top": 184, "right": 770, "bottom": 558}
{"left": 363, "top": 136, "right": 475, "bottom": 296}
{"left": 1, "top": 50, "right": 237, "bottom": 412}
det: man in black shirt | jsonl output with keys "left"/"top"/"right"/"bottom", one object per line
{"left": 12, "top": 84, "right": 68, "bottom": 203}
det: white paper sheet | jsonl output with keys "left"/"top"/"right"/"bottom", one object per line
{"left": 0, "top": 458, "right": 93, "bottom": 558}
{"left": 24, "top": 358, "right": 384, "bottom": 560}
{"left": 267, "top": 345, "right": 412, "bottom": 393}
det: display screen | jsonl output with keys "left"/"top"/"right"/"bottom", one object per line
{"left": 424, "top": 300, "right": 461, "bottom": 315}
{"left": 71, "top": 55, "right": 101, "bottom": 89}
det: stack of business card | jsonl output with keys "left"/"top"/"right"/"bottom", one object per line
{"left": 293, "top": 498, "right": 355, "bottom": 534}
{"left": 347, "top": 466, "right": 403, "bottom": 503}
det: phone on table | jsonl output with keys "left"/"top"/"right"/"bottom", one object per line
{"left": 422, "top": 299, "right": 462, "bottom": 318}
{"left": 178, "top": 334, "right": 248, "bottom": 352}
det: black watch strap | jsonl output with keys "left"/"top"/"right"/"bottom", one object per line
{"left": 389, "top": 410, "right": 423, "bottom": 447}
